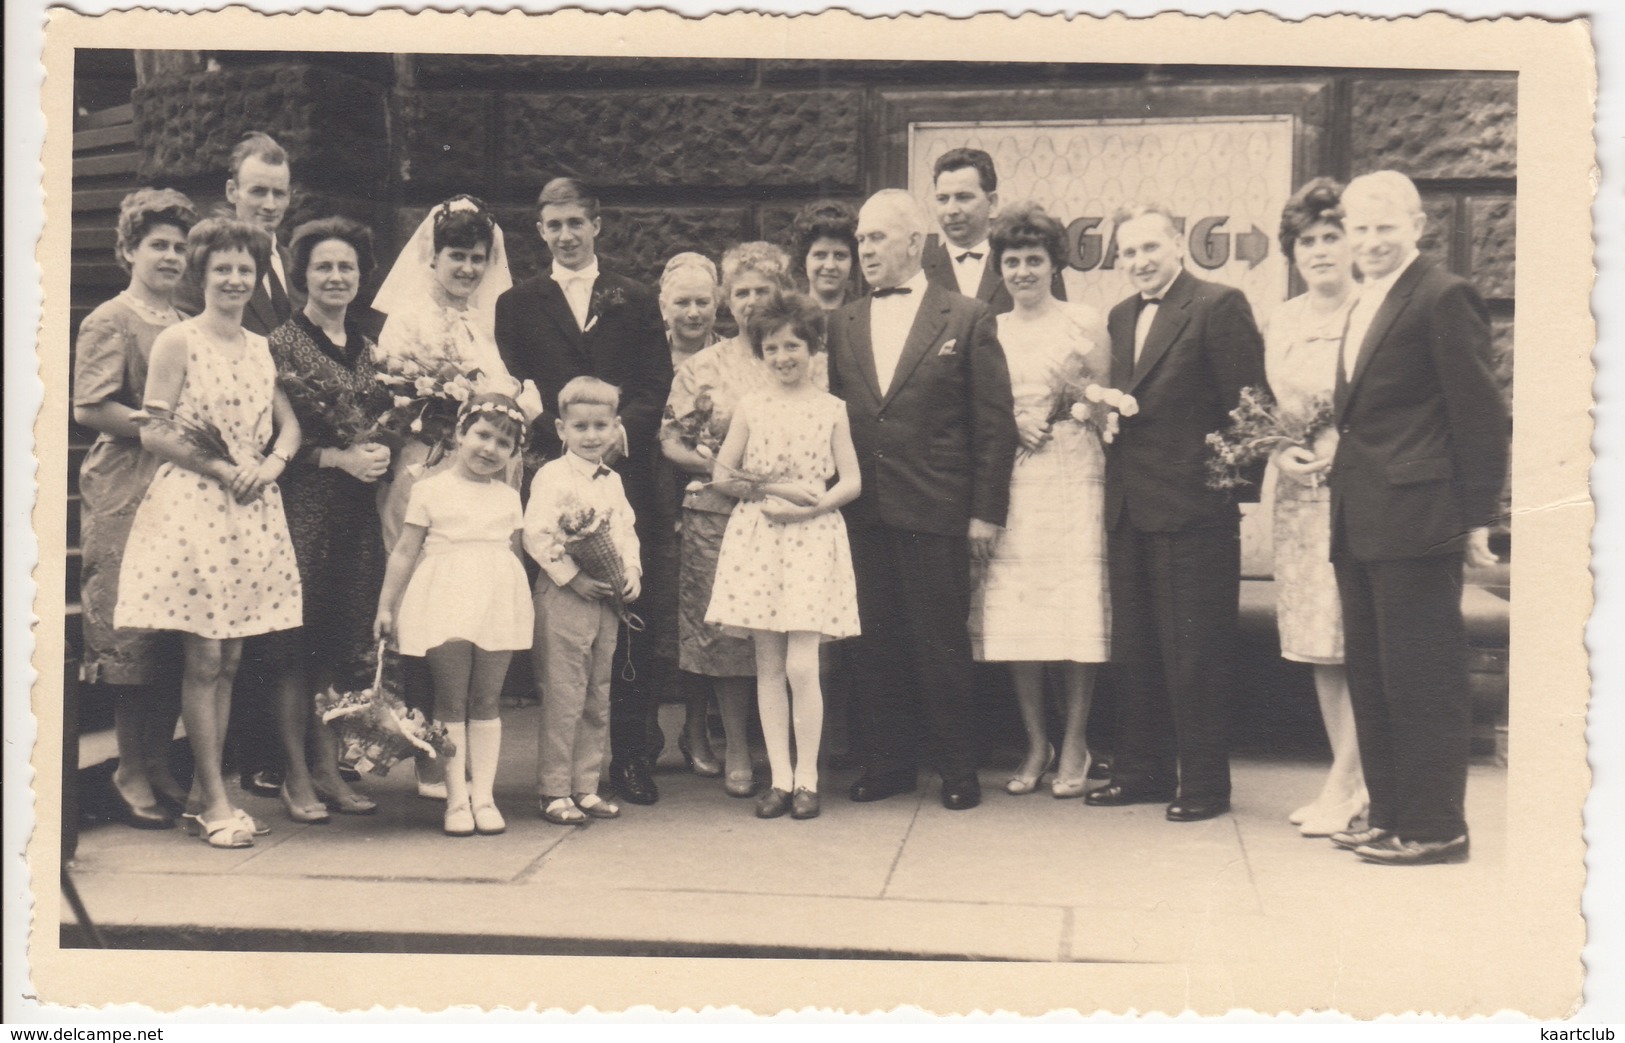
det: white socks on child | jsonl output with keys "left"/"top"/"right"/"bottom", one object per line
{"left": 467, "top": 718, "right": 502, "bottom": 813}
{"left": 442, "top": 722, "right": 470, "bottom": 808}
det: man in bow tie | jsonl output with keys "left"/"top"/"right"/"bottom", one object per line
{"left": 921, "top": 147, "right": 1066, "bottom": 313}
{"left": 1087, "top": 202, "right": 1266, "bottom": 824}
{"left": 827, "top": 188, "right": 1018, "bottom": 811}
{"left": 495, "top": 177, "right": 673, "bottom": 805}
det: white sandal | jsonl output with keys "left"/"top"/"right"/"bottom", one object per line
{"left": 573, "top": 792, "right": 621, "bottom": 820}
{"left": 540, "top": 796, "right": 586, "bottom": 826}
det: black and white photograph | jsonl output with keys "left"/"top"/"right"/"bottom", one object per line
{"left": 11, "top": 3, "right": 1598, "bottom": 1020}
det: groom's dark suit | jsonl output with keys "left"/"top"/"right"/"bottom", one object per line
{"left": 495, "top": 266, "right": 673, "bottom": 772}
{"left": 920, "top": 233, "right": 1066, "bottom": 315}
{"left": 1103, "top": 267, "right": 1266, "bottom": 806}
{"left": 1329, "top": 256, "right": 1508, "bottom": 843}
{"left": 827, "top": 281, "right": 1018, "bottom": 782}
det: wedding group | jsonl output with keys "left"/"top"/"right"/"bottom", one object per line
{"left": 73, "top": 129, "right": 1507, "bottom": 867}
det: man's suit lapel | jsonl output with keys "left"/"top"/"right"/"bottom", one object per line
{"left": 1109, "top": 305, "right": 1136, "bottom": 389}
{"left": 881, "top": 286, "right": 951, "bottom": 408}
{"left": 844, "top": 298, "right": 883, "bottom": 404}
{"left": 1346, "top": 259, "right": 1426, "bottom": 398}
{"left": 1128, "top": 270, "right": 1194, "bottom": 391}
{"left": 245, "top": 282, "right": 277, "bottom": 335}
{"left": 973, "top": 255, "right": 1003, "bottom": 303}
{"left": 920, "top": 236, "right": 954, "bottom": 291}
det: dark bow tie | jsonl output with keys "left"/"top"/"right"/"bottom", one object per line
{"left": 1136, "top": 295, "right": 1163, "bottom": 315}
{"left": 955, "top": 251, "right": 984, "bottom": 264}
{"left": 873, "top": 286, "right": 915, "bottom": 298}
{"left": 592, "top": 464, "right": 612, "bottom": 479}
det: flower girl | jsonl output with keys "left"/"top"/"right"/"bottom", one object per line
{"left": 374, "top": 393, "right": 534, "bottom": 836}
{"left": 705, "top": 293, "right": 861, "bottom": 820}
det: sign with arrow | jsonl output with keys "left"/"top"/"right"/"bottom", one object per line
{"left": 909, "top": 114, "right": 1295, "bottom": 327}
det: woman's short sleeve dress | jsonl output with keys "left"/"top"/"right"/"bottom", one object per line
{"left": 114, "top": 325, "right": 303, "bottom": 640}
{"left": 704, "top": 390, "right": 858, "bottom": 640}
{"left": 73, "top": 297, "right": 177, "bottom": 683}
{"left": 393, "top": 470, "right": 533, "bottom": 657}
{"left": 1264, "top": 294, "right": 1349, "bottom": 665}
{"left": 969, "top": 305, "right": 1111, "bottom": 664}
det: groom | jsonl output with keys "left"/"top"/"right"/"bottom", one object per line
{"left": 827, "top": 188, "right": 1018, "bottom": 811}
{"left": 495, "top": 177, "right": 673, "bottom": 806}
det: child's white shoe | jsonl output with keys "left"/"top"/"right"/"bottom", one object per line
{"left": 472, "top": 802, "right": 506, "bottom": 835}
{"left": 443, "top": 799, "right": 475, "bottom": 837}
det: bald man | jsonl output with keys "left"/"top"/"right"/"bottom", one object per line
{"left": 826, "top": 189, "right": 1019, "bottom": 811}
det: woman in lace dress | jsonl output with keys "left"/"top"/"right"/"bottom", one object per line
{"left": 73, "top": 188, "right": 198, "bottom": 829}
{"left": 1266, "top": 178, "right": 1368, "bottom": 837}
{"left": 115, "top": 217, "right": 304, "bottom": 849}
{"left": 969, "top": 203, "right": 1111, "bottom": 799}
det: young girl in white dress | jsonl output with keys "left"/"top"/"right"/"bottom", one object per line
{"left": 374, "top": 393, "right": 535, "bottom": 837}
{"left": 705, "top": 292, "right": 861, "bottom": 821}
{"left": 115, "top": 217, "right": 304, "bottom": 849}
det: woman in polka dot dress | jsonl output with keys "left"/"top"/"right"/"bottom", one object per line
{"left": 116, "top": 217, "right": 304, "bottom": 850}
{"left": 706, "top": 293, "right": 861, "bottom": 821}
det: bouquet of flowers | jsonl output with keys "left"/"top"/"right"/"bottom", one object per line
{"left": 1020, "top": 351, "right": 1139, "bottom": 458}
{"left": 372, "top": 355, "right": 485, "bottom": 468}
{"left": 1204, "top": 386, "right": 1335, "bottom": 490}
{"left": 556, "top": 502, "right": 642, "bottom": 626}
{"left": 277, "top": 369, "right": 400, "bottom": 457}
{"left": 314, "top": 642, "right": 456, "bottom": 776}
{"left": 665, "top": 388, "right": 730, "bottom": 459}
{"left": 131, "top": 403, "right": 236, "bottom": 465}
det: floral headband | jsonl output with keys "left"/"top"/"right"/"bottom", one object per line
{"left": 459, "top": 398, "right": 528, "bottom": 444}
{"left": 434, "top": 194, "right": 493, "bottom": 230}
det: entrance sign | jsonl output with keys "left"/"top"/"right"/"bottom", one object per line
{"left": 909, "top": 115, "right": 1296, "bottom": 326}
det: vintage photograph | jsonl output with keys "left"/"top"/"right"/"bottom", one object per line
{"left": 20, "top": 5, "right": 1594, "bottom": 1018}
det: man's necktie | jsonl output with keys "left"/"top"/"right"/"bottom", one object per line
{"left": 267, "top": 267, "right": 290, "bottom": 319}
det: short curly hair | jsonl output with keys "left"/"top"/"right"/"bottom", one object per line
{"left": 287, "top": 217, "right": 376, "bottom": 295}
{"left": 114, "top": 188, "right": 198, "bottom": 273}
{"left": 720, "top": 241, "right": 793, "bottom": 299}
{"left": 989, "top": 201, "right": 1069, "bottom": 270}
{"left": 184, "top": 216, "right": 272, "bottom": 292}
{"left": 1278, "top": 178, "right": 1345, "bottom": 263}
{"left": 431, "top": 195, "right": 496, "bottom": 254}
{"left": 789, "top": 200, "right": 859, "bottom": 271}
{"left": 745, "top": 291, "right": 827, "bottom": 359}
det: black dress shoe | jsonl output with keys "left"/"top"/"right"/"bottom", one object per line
{"left": 1354, "top": 833, "right": 1469, "bottom": 866}
{"left": 848, "top": 771, "right": 917, "bottom": 803}
{"left": 240, "top": 769, "right": 283, "bottom": 798}
{"left": 109, "top": 783, "right": 175, "bottom": 830}
{"left": 1166, "top": 797, "right": 1231, "bottom": 822}
{"left": 755, "top": 787, "right": 792, "bottom": 819}
{"left": 940, "top": 775, "right": 982, "bottom": 811}
{"left": 1087, "top": 756, "right": 1113, "bottom": 781}
{"left": 1084, "top": 781, "right": 1175, "bottom": 807}
{"left": 611, "top": 761, "right": 660, "bottom": 805}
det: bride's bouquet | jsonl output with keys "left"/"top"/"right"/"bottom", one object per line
{"left": 1020, "top": 351, "right": 1139, "bottom": 459}
{"left": 372, "top": 355, "right": 486, "bottom": 466}
{"left": 1204, "top": 386, "right": 1335, "bottom": 490}
{"left": 315, "top": 642, "right": 456, "bottom": 776}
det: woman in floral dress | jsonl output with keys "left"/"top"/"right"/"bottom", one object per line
{"left": 115, "top": 217, "right": 304, "bottom": 849}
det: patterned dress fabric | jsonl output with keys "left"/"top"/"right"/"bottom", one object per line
{"left": 970, "top": 305, "right": 1111, "bottom": 663}
{"left": 705, "top": 389, "right": 859, "bottom": 640}
{"left": 73, "top": 296, "right": 179, "bottom": 683}
{"left": 395, "top": 470, "right": 533, "bottom": 657}
{"left": 1265, "top": 293, "right": 1350, "bottom": 665}
{"left": 269, "top": 313, "right": 388, "bottom": 688}
{"left": 115, "top": 324, "right": 302, "bottom": 640}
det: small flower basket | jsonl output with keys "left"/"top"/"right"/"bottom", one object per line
{"left": 557, "top": 504, "right": 642, "bottom": 628}
{"left": 315, "top": 642, "right": 456, "bottom": 776}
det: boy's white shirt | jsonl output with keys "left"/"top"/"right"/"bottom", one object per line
{"left": 522, "top": 449, "right": 642, "bottom": 589}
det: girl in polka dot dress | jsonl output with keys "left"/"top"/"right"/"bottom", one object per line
{"left": 116, "top": 217, "right": 304, "bottom": 850}
{"left": 705, "top": 293, "right": 861, "bottom": 821}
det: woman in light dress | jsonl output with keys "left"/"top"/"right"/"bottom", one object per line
{"left": 115, "top": 217, "right": 305, "bottom": 849}
{"left": 1266, "top": 178, "right": 1368, "bottom": 837}
{"left": 969, "top": 203, "right": 1111, "bottom": 799}
{"left": 73, "top": 187, "right": 198, "bottom": 829}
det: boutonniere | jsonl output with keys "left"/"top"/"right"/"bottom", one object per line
{"left": 937, "top": 338, "right": 958, "bottom": 357}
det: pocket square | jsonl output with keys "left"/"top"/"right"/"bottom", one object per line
{"left": 937, "top": 339, "right": 958, "bottom": 357}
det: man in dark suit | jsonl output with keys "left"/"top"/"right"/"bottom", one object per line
{"left": 494, "top": 177, "right": 674, "bottom": 806}
{"left": 1325, "top": 171, "right": 1509, "bottom": 866}
{"left": 827, "top": 188, "right": 1019, "bottom": 811}
{"left": 1086, "top": 202, "right": 1267, "bottom": 823}
{"left": 920, "top": 147, "right": 1065, "bottom": 314}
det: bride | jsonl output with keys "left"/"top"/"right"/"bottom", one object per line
{"left": 373, "top": 195, "right": 541, "bottom": 548}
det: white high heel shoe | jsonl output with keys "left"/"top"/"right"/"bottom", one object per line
{"left": 1298, "top": 790, "right": 1370, "bottom": 837}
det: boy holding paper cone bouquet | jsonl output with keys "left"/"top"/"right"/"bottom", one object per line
{"left": 523, "top": 376, "right": 643, "bottom": 825}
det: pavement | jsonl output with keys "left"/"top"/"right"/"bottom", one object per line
{"left": 61, "top": 701, "right": 1514, "bottom": 989}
